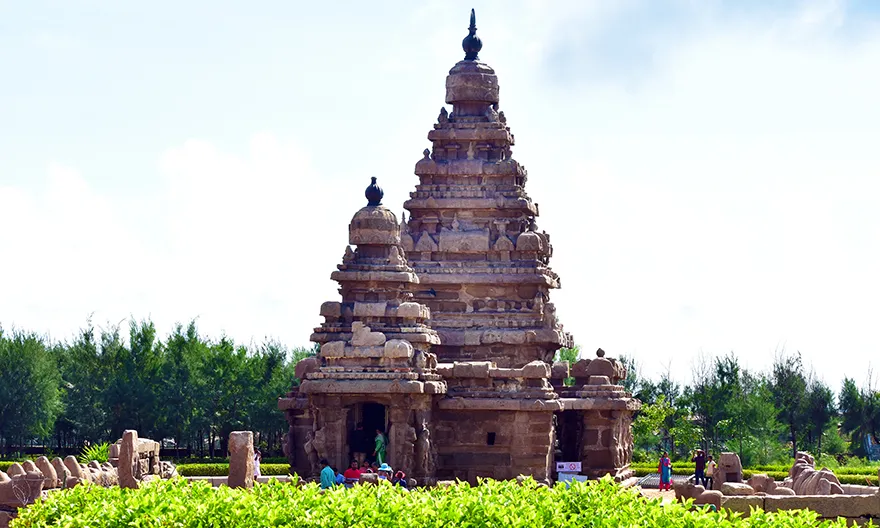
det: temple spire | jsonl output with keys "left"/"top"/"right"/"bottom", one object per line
{"left": 462, "top": 8, "right": 482, "bottom": 61}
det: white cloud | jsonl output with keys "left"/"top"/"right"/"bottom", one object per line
{"left": 1, "top": 0, "right": 879, "bottom": 390}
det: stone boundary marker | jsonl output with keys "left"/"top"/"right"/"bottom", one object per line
{"left": 228, "top": 431, "right": 255, "bottom": 489}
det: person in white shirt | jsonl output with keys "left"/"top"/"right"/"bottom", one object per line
{"left": 705, "top": 455, "right": 716, "bottom": 490}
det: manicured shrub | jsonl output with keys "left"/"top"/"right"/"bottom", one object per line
{"left": 13, "top": 476, "right": 854, "bottom": 527}
{"left": 176, "top": 463, "right": 290, "bottom": 477}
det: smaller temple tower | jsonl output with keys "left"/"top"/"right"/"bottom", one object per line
{"left": 279, "top": 178, "right": 445, "bottom": 483}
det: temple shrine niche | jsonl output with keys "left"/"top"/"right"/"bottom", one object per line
{"left": 278, "top": 10, "right": 640, "bottom": 486}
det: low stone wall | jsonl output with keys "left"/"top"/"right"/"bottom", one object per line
{"left": 723, "top": 492, "right": 880, "bottom": 521}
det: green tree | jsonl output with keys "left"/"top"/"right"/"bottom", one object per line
{"left": 0, "top": 328, "right": 62, "bottom": 454}
{"left": 838, "top": 377, "right": 880, "bottom": 457}
{"left": 803, "top": 376, "right": 835, "bottom": 458}
{"left": 632, "top": 395, "right": 676, "bottom": 452}
{"left": 770, "top": 352, "right": 808, "bottom": 459}
{"left": 56, "top": 324, "right": 111, "bottom": 446}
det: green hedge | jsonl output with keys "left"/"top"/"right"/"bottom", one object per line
{"left": 176, "top": 463, "right": 290, "bottom": 477}
{"left": 14, "top": 476, "right": 848, "bottom": 527}
{"left": 0, "top": 461, "right": 12, "bottom": 472}
{"left": 632, "top": 465, "right": 877, "bottom": 487}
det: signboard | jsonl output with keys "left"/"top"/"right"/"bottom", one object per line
{"left": 555, "top": 461, "right": 582, "bottom": 473}
{"left": 557, "top": 472, "right": 590, "bottom": 486}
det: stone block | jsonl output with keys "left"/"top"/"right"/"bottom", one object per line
{"left": 747, "top": 473, "right": 776, "bottom": 493}
{"left": 295, "top": 356, "right": 322, "bottom": 379}
{"left": 722, "top": 495, "right": 765, "bottom": 514}
{"left": 351, "top": 322, "right": 386, "bottom": 346}
{"left": 119, "top": 430, "right": 139, "bottom": 489}
{"left": 763, "top": 494, "right": 880, "bottom": 518}
{"left": 501, "top": 331, "right": 526, "bottom": 345}
{"left": 353, "top": 302, "right": 388, "bottom": 317}
{"left": 570, "top": 359, "right": 591, "bottom": 379}
{"left": 359, "top": 472, "right": 378, "bottom": 485}
{"left": 345, "top": 345, "right": 385, "bottom": 358}
{"left": 480, "top": 330, "right": 503, "bottom": 344}
{"left": 721, "top": 482, "right": 755, "bottom": 496}
{"left": 384, "top": 339, "right": 414, "bottom": 358}
{"left": 462, "top": 330, "right": 481, "bottom": 346}
{"left": 770, "top": 486, "right": 795, "bottom": 496}
{"left": 396, "top": 302, "right": 422, "bottom": 319}
{"left": 551, "top": 361, "right": 569, "bottom": 379}
{"left": 521, "top": 361, "right": 550, "bottom": 378}
{"left": 320, "top": 301, "right": 342, "bottom": 318}
{"left": 228, "top": 431, "right": 255, "bottom": 489}
{"left": 453, "top": 361, "right": 492, "bottom": 378}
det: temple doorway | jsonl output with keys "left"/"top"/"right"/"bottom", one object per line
{"left": 345, "top": 402, "right": 388, "bottom": 462}
{"left": 555, "top": 411, "right": 582, "bottom": 465}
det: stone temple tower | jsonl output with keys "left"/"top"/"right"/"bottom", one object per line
{"left": 402, "top": 9, "right": 573, "bottom": 368}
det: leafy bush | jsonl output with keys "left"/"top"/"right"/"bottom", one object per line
{"left": 14, "top": 475, "right": 852, "bottom": 528}
{"left": 0, "top": 461, "right": 12, "bottom": 472}
{"left": 79, "top": 441, "right": 110, "bottom": 464}
{"left": 177, "top": 463, "right": 290, "bottom": 477}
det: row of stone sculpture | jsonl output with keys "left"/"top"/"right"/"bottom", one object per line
{"left": 0, "top": 430, "right": 177, "bottom": 528}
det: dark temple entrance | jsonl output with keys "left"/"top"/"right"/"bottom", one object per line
{"left": 555, "top": 411, "right": 583, "bottom": 466}
{"left": 362, "top": 402, "right": 387, "bottom": 436}
{"left": 346, "top": 402, "right": 388, "bottom": 462}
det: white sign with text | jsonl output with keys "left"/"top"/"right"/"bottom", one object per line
{"left": 555, "top": 461, "right": 582, "bottom": 472}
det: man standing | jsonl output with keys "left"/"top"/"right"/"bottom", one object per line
{"left": 373, "top": 428, "right": 388, "bottom": 465}
{"left": 692, "top": 449, "right": 707, "bottom": 487}
{"left": 319, "top": 459, "right": 335, "bottom": 489}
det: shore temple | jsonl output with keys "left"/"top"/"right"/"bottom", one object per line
{"left": 278, "top": 10, "right": 640, "bottom": 485}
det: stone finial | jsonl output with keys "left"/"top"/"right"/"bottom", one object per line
{"left": 596, "top": 348, "right": 605, "bottom": 358}
{"left": 462, "top": 9, "right": 482, "bottom": 61}
{"left": 366, "top": 176, "right": 383, "bottom": 206}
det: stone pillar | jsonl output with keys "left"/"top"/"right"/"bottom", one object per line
{"left": 119, "top": 429, "right": 139, "bottom": 489}
{"left": 228, "top": 431, "right": 255, "bottom": 489}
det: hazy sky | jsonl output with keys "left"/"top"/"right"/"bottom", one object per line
{"left": 1, "top": 0, "right": 878, "bottom": 390}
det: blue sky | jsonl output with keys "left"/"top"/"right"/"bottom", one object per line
{"left": 1, "top": 0, "right": 879, "bottom": 389}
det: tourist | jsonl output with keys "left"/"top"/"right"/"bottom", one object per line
{"left": 705, "top": 455, "right": 716, "bottom": 490}
{"left": 343, "top": 459, "right": 361, "bottom": 487}
{"left": 373, "top": 428, "right": 388, "bottom": 464}
{"left": 254, "top": 448, "right": 262, "bottom": 479}
{"left": 377, "top": 463, "right": 393, "bottom": 481}
{"left": 360, "top": 461, "right": 372, "bottom": 473}
{"left": 658, "top": 451, "right": 672, "bottom": 491}
{"left": 350, "top": 422, "right": 369, "bottom": 465}
{"left": 319, "top": 459, "right": 335, "bottom": 489}
{"left": 691, "top": 449, "right": 706, "bottom": 487}
{"left": 371, "top": 461, "right": 380, "bottom": 474}
{"left": 393, "top": 470, "right": 409, "bottom": 491}
{"left": 335, "top": 468, "right": 346, "bottom": 486}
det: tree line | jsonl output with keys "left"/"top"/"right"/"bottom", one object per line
{"left": 0, "top": 320, "right": 314, "bottom": 458}
{"left": 618, "top": 350, "right": 880, "bottom": 466}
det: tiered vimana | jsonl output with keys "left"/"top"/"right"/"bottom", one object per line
{"left": 402, "top": 10, "right": 573, "bottom": 368}
{"left": 284, "top": 177, "right": 446, "bottom": 484}
{"left": 279, "top": 10, "right": 639, "bottom": 488}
